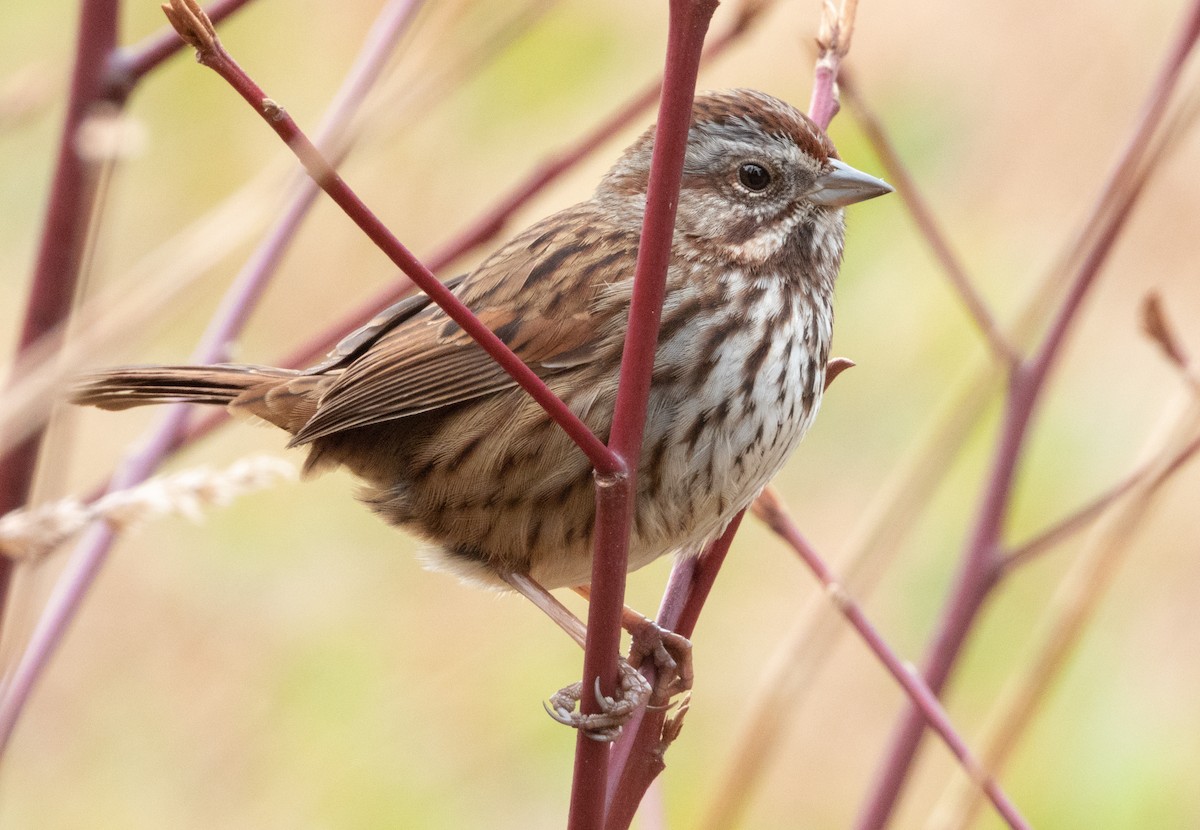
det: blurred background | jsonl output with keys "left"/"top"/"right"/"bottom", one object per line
{"left": 1, "top": 0, "right": 1199, "bottom": 827}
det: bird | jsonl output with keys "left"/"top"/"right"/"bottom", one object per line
{"left": 71, "top": 89, "right": 891, "bottom": 730}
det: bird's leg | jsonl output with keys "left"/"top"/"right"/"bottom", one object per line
{"left": 502, "top": 572, "right": 588, "bottom": 647}
{"left": 573, "top": 586, "right": 693, "bottom": 702}
{"left": 502, "top": 572, "right": 650, "bottom": 742}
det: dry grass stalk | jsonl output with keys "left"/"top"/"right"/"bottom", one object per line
{"left": 0, "top": 455, "right": 296, "bottom": 561}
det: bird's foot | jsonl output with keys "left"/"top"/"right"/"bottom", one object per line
{"left": 544, "top": 659, "right": 651, "bottom": 742}
{"left": 625, "top": 615, "right": 693, "bottom": 703}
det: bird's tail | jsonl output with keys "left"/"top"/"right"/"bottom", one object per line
{"left": 70, "top": 364, "right": 297, "bottom": 412}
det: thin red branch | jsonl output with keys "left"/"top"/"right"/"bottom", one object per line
{"left": 0, "top": 0, "right": 120, "bottom": 632}
{"left": 597, "top": 3, "right": 874, "bottom": 819}
{"left": 161, "top": 0, "right": 619, "bottom": 475}
{"left": 568, "top": 0, "right": 718, "bottom": 824}
{"left": 604, "top": 514, "right": 741, "bottom": 830}
{"left": 601, "top": 9, "right": 870, "bottom": 818}
{"left": 754, "top": 490, "right": 1030, "bottom": 829}
{"left": 192, "top": 0, "right": 427, "bottom": 362}
{"left": 855, "top": 3, "right": 1200, "bottom": 825}
{"left": 671, "top": 514, "right": 739, "bottom": 637}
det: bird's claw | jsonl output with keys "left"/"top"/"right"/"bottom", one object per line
{"left": 544, "top": 659, "right": 652, "bottom": 742}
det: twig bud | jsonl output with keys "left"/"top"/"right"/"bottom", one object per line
{"left": 162, "top": 0, "right": 221, "bottom": 59}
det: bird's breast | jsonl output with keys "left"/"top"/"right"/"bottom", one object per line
{"left": 630, "top": 270, "right": 832, "bottom": 556}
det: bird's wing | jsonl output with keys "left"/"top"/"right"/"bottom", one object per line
{"left": 300, "top": 274, "right": 470, "bottom": 377}
{"left": 289, "top": 205, "right": 638, "bottom": 446}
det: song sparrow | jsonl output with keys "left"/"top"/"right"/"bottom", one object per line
{"left": 72, "top": 89, "right": 890, "bottom": 595}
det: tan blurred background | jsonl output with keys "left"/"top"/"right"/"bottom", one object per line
{"left": 2, "top": 0, "right": 1199, "bottom": 827}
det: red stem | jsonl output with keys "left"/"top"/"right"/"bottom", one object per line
{"left": 755, "top": 494, "right": 1029, "bottom": 828}
{"left": 568, "top": 1, "right": 718, "bottom": 827}
{"left": 185, "top": 27, "right": 619, "bottom": 475}
{"left": 604, "top": 514, "right": 741, "bottom": 829}
{"left": 0, "top": 0, "right": 120, "bottom": 631}
{"left": 601, "top": 8, "right": 859, "bottom": 818}
{"left": 854, "top": 3, "right": 1200, "bottom": 826}
{"left": 808, "top": 59, "right": 840, "bottom": 131}
{"left": 671, "top": 516, "right": 738, "bottom": 638}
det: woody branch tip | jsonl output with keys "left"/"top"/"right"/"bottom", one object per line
{"left": 162, "top": 0, "right": 221, "bottom": 59}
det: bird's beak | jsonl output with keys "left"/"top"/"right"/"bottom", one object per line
{"left": 809, "top": 159, "right": 894, "bottom": 207}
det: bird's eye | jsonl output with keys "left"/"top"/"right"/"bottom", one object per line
{"left": 737, "top": 162, "right": 771, "bottom": 191}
